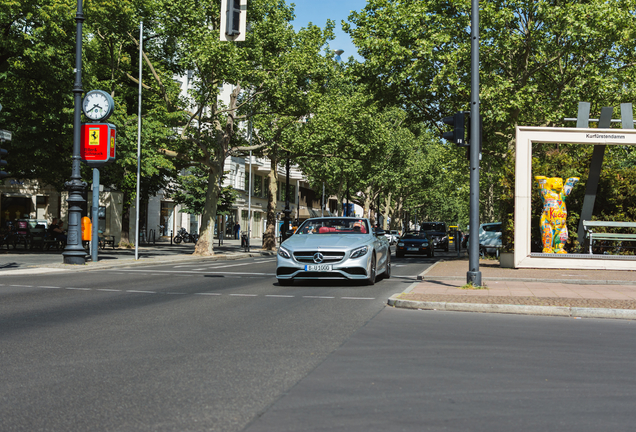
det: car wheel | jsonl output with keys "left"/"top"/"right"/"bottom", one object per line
{"left": 383, "top": 254, "right": 391, "bottom": 279}
{"left": 366, "top": 254, "right": 377, "bottom": 285}
{"left": 278, "top": 279, "right": 293, "bottom": 286}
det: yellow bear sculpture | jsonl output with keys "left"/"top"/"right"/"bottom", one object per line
{"left": 535, "top": 176, "right": 580, "bottom": 254}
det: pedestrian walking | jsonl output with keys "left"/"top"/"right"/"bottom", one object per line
{"left": 234, "top": 222, "right": 240, "bottom": 239}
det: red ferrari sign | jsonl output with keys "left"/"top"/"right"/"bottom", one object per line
{"left": 80, "top": 123, "right": 116, "bottom": 166}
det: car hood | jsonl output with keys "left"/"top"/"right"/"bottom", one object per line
{"left": 282, "top": 234, "right": 369, "bottom": 250}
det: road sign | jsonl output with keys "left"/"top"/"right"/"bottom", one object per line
{"left": 0, "top": 129, "right": 12, "bottom": 141}
{"left": 80, "top": 123, "right": 116, "bottom": 167}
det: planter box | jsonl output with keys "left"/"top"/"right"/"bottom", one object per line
{"left": 499, "top": 252, "right": 514, "bottom": 268}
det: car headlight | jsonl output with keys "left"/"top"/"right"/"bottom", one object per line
{"left": 397, "top": 242, "right": 404, "bottom": 247}
{"left": 350, "top": 245, "right": 369, "bottom": 259}
{"left": 278, "top": 247, "right": 291, "bottom": 259}
{"left": 421, "top": 241, "right": 429, "bottom": 247}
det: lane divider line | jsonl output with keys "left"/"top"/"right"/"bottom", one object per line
{"left": 126, "top": 290, "right": 156, "bottom": 294}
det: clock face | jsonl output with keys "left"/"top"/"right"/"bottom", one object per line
{"left": 82, "top": 90, "right": 113, "bottom": 121}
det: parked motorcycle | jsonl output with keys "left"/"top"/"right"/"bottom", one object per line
{"left": 173, "top": 227, "right": 198, "bottom": 244}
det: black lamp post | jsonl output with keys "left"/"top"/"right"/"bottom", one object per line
{"left": 62, "top": 0, "right": 87, "bottom": 264}
{"left": 282, "top": 157, "right": 291, "bottom": 241}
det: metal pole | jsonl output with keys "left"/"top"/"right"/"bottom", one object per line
{"left": 467, "top": 0, "right": 481, "bottom": 286}
{"left": 91, "top": 168, "right": 99, "bottom": 262}
{"left": 247, "top": 130, "right": 252, "bottom": 251}
{"left": 134, "top": 21, "right": 143, "bottom": 260}
{"left": 282, "top": 157, "right": 291, "bottom": 241}
{"left": 322, "top": 182, "right": 325, "bottom": 217}
{"left": 62, "top": 0, "right": 87, "bottom": 264}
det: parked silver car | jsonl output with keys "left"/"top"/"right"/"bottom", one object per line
{"left": 276, "top": 217, "right": 391, "bottom": 286}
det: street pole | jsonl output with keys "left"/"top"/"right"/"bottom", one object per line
{"left": 467, "top": 0, "right": 482, "bottom": 286}
{"left": 322, "top": 182, "right": 325, "bottom": 217}
{"left": 62, "top": 0, "right": 87, "bottom": 264}
{"left": 134, "top": 21, "right": 143, "bottom": 261}
{"left": 282, "top": 157, "right": 291, "bottom": 241}
{"left": 91, "top": 169, "right": 99, "bottom": 262}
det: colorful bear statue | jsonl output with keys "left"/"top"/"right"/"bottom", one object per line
{"left": 535, "top": 176, "right": 580, "bottom": 254}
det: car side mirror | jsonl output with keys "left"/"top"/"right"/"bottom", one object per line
{"left": 375, "top": 229, "right": 386, "bottom": 237}
{"left": 286, "top": 230, "right": 295, "bottom": 238}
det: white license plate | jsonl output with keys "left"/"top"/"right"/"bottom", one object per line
{"left": 407, "top": 247, "right": 419, "bottom": 251}
{"left": 305, "top": 264, "right": 332, "bottom": 271}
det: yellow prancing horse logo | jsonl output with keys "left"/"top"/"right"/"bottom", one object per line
{"left": 89, "top": 128, "right": 100, "bottom": 146}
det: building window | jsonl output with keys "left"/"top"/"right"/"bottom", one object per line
{"left": 253, "top": 175, "right": 263, "bottom": 197}
{"left": 278, "top": 182, "right": 295, "bottom": 203}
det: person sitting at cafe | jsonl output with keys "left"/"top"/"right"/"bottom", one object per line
{"left": 53, "top": 220, "right": 67, "bottom": 245}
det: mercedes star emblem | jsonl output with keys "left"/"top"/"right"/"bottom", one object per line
{"left": 313, "top": 252, "right": 324, "bottom": 264}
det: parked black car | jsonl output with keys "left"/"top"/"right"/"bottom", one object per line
{"left": 420, "top": 221, "right": 449, "bottom": 251}
{"left": 396, "top": 231, "right": 435, "bottom": 258}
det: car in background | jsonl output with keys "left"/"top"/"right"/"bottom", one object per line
{"left": 479, "top": 222, "right": 502, "bottom": 257}
{"left": 420, "top": 221, "right": 449, "bottom": 251}
{"left": 384, "top": 230, "right": 399, "bottom": 245}
{"left": 276, "top": 217, "right": 391, "bottom": 286}
{"left": 395, "top": 231, "right": 434, "bottom": 258}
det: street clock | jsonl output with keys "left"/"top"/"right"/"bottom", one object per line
{"left": 82, "top": 90, "right": 114, "bottom": 121}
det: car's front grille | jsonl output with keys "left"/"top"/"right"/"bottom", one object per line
{"left": 276, "top": 267, "right": 297, "bottom": 276}
{"left": 341, "top": 267, "right": 367, "bottom": 276}
{"left": 293, "top": 251, "right": 346, "bottom": 264}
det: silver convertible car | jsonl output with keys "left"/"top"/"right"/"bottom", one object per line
{"left": 276, "top": 217, "right": 391, "bottom": 286}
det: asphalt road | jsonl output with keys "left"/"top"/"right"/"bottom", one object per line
{"left": 2, "top": 252, "right": 635, "bottom": 432}
{"left": 0, "top": 254, "right": 428, "bottom": 432}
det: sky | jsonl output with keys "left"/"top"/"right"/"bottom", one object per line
{"left": 289, "top": 0, "right": 367, "bottom": 61}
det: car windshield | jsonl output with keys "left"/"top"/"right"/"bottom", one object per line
{"left": 482, "top": 224, "right": 502, "bottom": 233}
{"left": 402, "top": 232, "right": 427, "bottom": 239}
{"left": 296, "top": 218, "right": 369, "bottom": 235}
{"left": 421, "top": 223, "right": 445, "bottom": 232}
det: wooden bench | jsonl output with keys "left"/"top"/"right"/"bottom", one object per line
{"left": 582, "top": 221, "right": 636, "bottom": 254}
{"left": 99, "top": 235, "right": 116, "bottom": 250}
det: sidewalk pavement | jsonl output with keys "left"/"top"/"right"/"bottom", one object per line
{"left": 0, "top": 238, "right": 275, "bottom": 275}
{"left": 389, "top": 258, "right": 636, "bottom": 320}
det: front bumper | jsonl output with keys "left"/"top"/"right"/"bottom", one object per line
{"left": 276, "top": 252, "right": 371, "bottom": 280}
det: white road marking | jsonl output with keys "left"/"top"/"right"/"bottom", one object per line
{"left": 112, "top": 269, "right": 276, "bottom": 276}
{"left": 303, "top": 296, "right": 335, "bottom": 299}
{"left": 38, "top": 286, "right": 61, "bottom": 289}
{"left": 126, "top": 290, "right": 156, "bottom": 294}
{"left": 66, "top": 287, "right": 91, "bottom": 291}
{"left": 230, "top": 293, "right": 258, "bottom": 297}
{"left": 194, "top": 292, "right": 222, "bottom": 296}
{"left": 97, "top": 289, "right": 121, "bottom": 292}
{"left": 10, "top": 285, "right": 33, "bottom": 287}
{"left": 341, "top": 297, "right": 376, "bottom": 300}
{"left": 265, "top": 294, "right": 295, "bottom": 298}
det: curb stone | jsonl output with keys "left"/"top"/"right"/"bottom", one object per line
{"left": 387, "top": 294, "right": 636, "bottom": 320}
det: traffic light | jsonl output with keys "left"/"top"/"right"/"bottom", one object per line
{"left": 0, "top": 148, "right": 7, "bottom": 178}
{"left": 441, "top": 112, "right": 468, "bottom": 147}
{"left": 226, "top": 0, "right": 241, "bottom": 36}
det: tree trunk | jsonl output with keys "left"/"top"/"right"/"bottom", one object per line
{"left": 194, "top": 169, "right": 220, "bottom": 256}
{"left": 263, "top": 157, "right": 279, "bottom": 250}
{"left": 383, "top": 192, "right": 392, "bottom": 230}
{"left": 120, "top": 192, "right": 131, "bottom": 245}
